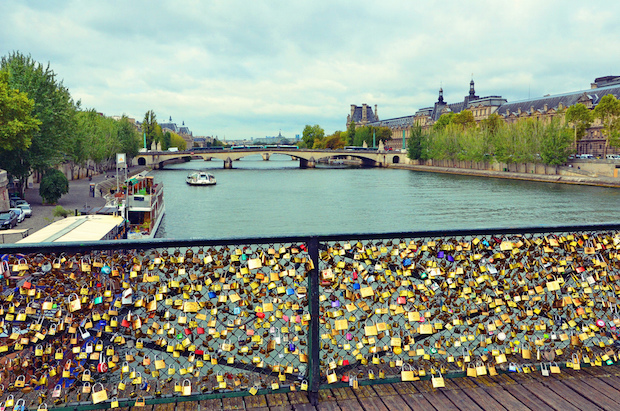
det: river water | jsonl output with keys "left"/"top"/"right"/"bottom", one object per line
{"left": 153, "top": 155, "right": 620, "bottom": 239}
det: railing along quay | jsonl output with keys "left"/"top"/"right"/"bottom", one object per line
{"left": 0, "top": 223, "right": 620, "bottom": 410}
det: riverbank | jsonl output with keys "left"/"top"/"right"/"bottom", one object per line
{"left": 1, "top": 167, "right": 148, "bottom": 244}
{"left": 389, "top": 163, "right": 620, "bottom": 188}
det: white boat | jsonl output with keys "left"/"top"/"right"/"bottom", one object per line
{"left": 104, "top": 173, "right": 165, "bottom": 239}
{"left": 186, "top": 172, "right": 216, "bottom": 186}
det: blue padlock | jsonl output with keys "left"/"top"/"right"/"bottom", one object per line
{"left": 99, "top": 320, "right": 107, "bottom": 327}
{"left": 403, "top": 258, "right": 412, "bottom": 267}
{"left": 234, "top": 307, "right": 241, "bottom": 315}
{"left": 437, "top": 251, "right": 444, "bottom": 258}
{"left": 289, "top": 342, "right": 296, "bottom": 352}
{"left": 286, "top": 288, "right": 295, "bottom": 296}
{"left": 102, "top": 265, "right": 111, "bottom": 275}
{"left": 353, "top": 283, "right": 360, "bottom": 290}
{"left": 208, "top": 291, "right": 216, "bottom": 298}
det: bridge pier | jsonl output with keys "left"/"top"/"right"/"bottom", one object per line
{"left": 261, "top": 153, "right": 270, "bottom": 161}
{"left": 224, "top": 158, "right": 233, "bottom": 169}
{"left": 299, "top": 157, "right": 316, "bottom": 169}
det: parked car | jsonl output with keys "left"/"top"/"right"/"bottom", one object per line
{"left": 9, "top": 208, "right": 25, "bottom": 223}
{"left": 17, "top": 203, "right": 32, "bottom": 218}
{"left": 11, "top": 199, "right": 28, "bottom": 208}
{"left": 0, "top": 210, "right": 18, "bottom": 229}
{"left": 606, "top": 154, "right": 620, "bottom": 160}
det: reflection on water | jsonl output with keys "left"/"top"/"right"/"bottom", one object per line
{"left": 154, "top": 155, "right": 620, "bottom": 239}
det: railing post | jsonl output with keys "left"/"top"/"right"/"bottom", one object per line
{"left": 307, "top": 236, "right": 320, "bottom": 406}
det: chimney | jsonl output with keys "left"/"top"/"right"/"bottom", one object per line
{"left": 362, "top": 104, "right": 368, "bottom": 122}
{"left": 375, "top": 104, "right": 378, "bottom": 120}
{"left": 350, "top": 105, "right": 356, "bottom": 119}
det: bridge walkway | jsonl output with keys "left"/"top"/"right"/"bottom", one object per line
{"left": 144, "top": 366, "right": 620, "bottom": 410}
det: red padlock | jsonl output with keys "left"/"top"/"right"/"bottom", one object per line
{"left": 97, "top": 357, "right": 108, "bottom": 373}
{"left": 341, "top": 374, "right": 349, "bottom": 383}
{"left": 195, "top": 349, "right": 204, "bottom": 355}
{"left": 256, "top": 312, "right": 265, "bottom": 319}
{"left": 397, "top": 296, "right": 406, "bottom": 305}
{"left": 197, "top": 327, "right": 205, "bottom": 335}
{"left": 121, "top": 312, "right": 131, "bottom": 328}
{"left": 184, "top": 328, "right": 192, "bottom": 335}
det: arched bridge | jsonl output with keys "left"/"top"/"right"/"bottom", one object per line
{"left": 135, "top": 148, "right": 404, "bottom": 169}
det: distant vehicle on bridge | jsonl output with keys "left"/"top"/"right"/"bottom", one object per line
{"left": 344, "top": 146, "right": 379, "bottom": 151}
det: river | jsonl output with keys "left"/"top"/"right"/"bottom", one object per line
{"left": 153, "top": 155, "right": 620, "bottom": 239}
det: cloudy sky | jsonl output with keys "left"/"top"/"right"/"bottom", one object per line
{"left": 2, "top": 1, "right": 619, "bottom": 140}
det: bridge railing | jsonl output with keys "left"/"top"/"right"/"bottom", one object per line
{"left": 1, "top": 223, "right": 620, "bottom": 409}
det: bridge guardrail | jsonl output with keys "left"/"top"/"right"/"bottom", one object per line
{"left": 0, "top": 223, "right": 619, "bottom": 409}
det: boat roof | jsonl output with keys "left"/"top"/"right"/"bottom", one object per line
{"left": 18, "top": 215, "right": 125, "bottom": 243}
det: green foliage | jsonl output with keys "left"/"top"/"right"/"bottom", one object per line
{"left": 169, "top": 132, "right": 187, "bottom": 150}
{"left": 39, "top": 169, "right": 69, "bottom": 204}
{"left": 433, "top": 112, "right": 454, "bottom": 131}
{"left": 162, "top": 131, "right": 171, "bottom": 150}
{"left": 52, "top": 205, "right": 72, "bottom": 218}
{"left": 347, "top": 121, "right": 356, "bottom": 144}
{"left": 302, "top": 124, "right": 324, "bottom": 149}
{"left": 0, "top": 71, "right": 40, "bottom": 152}
{"left": 117, "top": 116, "right": 140, "bottom": 157}
{"left": 323, "top": 131, "right": 347, "bottom": 149}
{"left": 1, "top": 52, "right": 77, "bottom": 182}
{"left": 351, "top": 126, "right": 391, "bottom": 147}
{"left": 142, "top": 110, "right": 159, "bottom": 149}
{"left": 480, "top": 113, "right": 504, "bottom": 136}
{"left": 406, "top": 124, "right": 423, "bottom": 160}
{"left": 565, "top": 103, "right": 593, "bottom": 141}
{"left": 594, "top": 94, "right": 620, "bottom": 148}
{"left": 422, "top": 115, "right": 572, "bottom": 166}
{"left": 451, "top": 110, "right": 476, "bottom": 129}
{"left": 540, "top": 118, "right": 574, "bottom": 165}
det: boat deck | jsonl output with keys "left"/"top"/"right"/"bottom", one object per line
{"left": 138, "top": 366, "right": 620, "bottom": 410}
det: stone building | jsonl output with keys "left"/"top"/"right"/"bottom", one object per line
{"left": 158, "top": 117, "right": 194, "bottom": 148}
{"left": 347, "top": 104, "right": 379, "bottom": 127}
{"left": 351, "top": 77, "right": 620, "bottom": 156}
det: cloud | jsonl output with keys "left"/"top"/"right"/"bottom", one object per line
{"left": 2, "top": 0, "right": 620, "bottom": 139}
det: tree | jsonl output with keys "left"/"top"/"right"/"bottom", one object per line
{"left": 323, "top": 132, "right": 347, "bottom": 149}
{"left": 407, "top": 124, "right": 424, "bottom": 160}
{"left": 451, "top": 110, "right": 476, "bottom": 129}
{"left": 594, "top": 94, "right": 620, "bottom": 148}
{"left": 1, "top": 52, "right": 77, "bottom": 183}
{"left": 169, "top": 132, "right": 187, "bottom": 150}
{"left": 433, "top": 112, "right": 454, "bottom": 131}
{"left": 142, "top": 110, "right": 159, "bottom": 149}
{"left": 0, "top": 71, "right": 40, "bottom": 152}
{"left": 117, "top": 116, "right": 140, "bottom": 157}
{"left": 480, "top": 113, "right": 503, "bottom": 136}
{"left": 565, "top": 103, "right": 593, "bottom": 142}
{"left": 302, "top": 124, "right": 324, "bottom": 148}
{"left": 347, "top": 121, "right": 356, "bottom": 145}
{"left": 162, "top": 131, "right": 172, "bottom": 150}
{"left": 39, "top": 168, "right": 69, "bottom": 204}
{"left": 540, "top": 118, "right": 573, "bottom": 165}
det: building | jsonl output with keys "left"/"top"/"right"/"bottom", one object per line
{"left": 351, "top": 77, "right": 620, "bottom": 156}
{"left": 347, "top": 104, "right": 379, "bottom": 127}
{"left": 158, "top": 117, "right": 194, "bottom": 148}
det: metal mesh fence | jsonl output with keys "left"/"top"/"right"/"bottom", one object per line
{"left": 0, "top": 241, "right": 311, "bottom": 409}
{"left": 318, "top": 230, "right": 620, "bottom": 388}
{"left": 0, "top": 225, "right": 619, "bottom": 409}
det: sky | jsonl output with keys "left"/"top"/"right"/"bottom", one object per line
{"left": 2, "top": 1, "right": 619, "bottom": 141}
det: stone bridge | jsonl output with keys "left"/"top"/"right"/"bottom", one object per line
{"left": 135, "top": 148, "right": 404, "bottom": 169}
